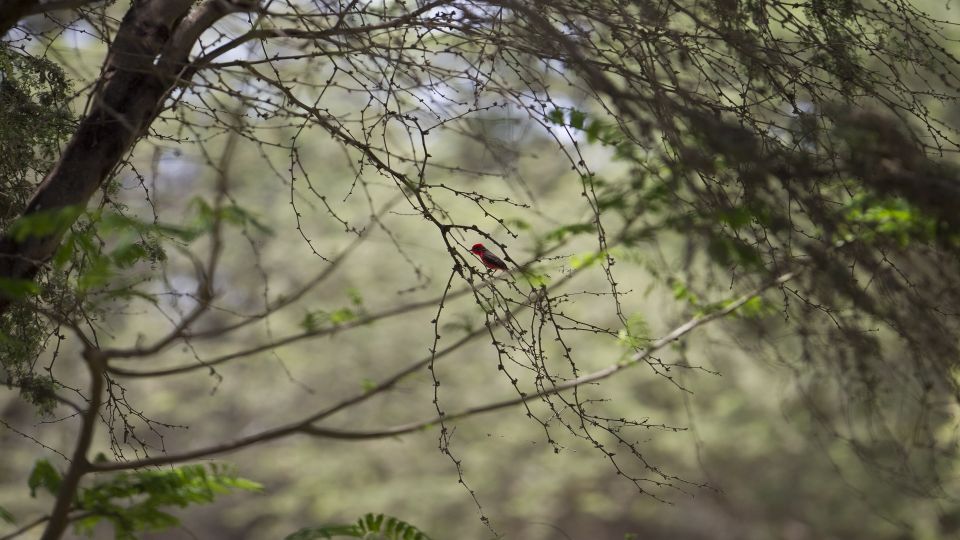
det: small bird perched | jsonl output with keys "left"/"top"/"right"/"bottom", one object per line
{"left": 470, "top": 243, "right": 509, "bottom": 272}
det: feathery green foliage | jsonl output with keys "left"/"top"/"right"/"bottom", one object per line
{"left": 285, "top": 513, "right": 433, "bottom": 540}
{"left": 27, "top": 460, "right": 261, "bottom": 540}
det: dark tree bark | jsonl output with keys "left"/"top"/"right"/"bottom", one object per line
{"left": 0, "top": 0, "right": 109, "bottom": 35}
{"left": 0, "top": 0, "right": 38, "bottom": 35}
{"left": 0, "top": 0, "right": 249, "bottom": 313}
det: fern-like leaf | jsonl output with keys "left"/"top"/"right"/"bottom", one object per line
{"left": 285, "top": 513, "right": 432, "bottom": 540}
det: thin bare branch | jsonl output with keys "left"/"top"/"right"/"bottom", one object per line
{"left": 90, "top": 272, "right": 793, "bottom": 471}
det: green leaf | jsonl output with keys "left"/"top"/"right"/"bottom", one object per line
{"left": 220, "top": 205, "right": 274, "bottom": 235}
{"left": 730, "top": 295, "right": 777, "bottom": 319}
{"left": 73, "top": 463, "right": 261, "bottom": 539}
{"left": 98, "top": 211, "right": 197, "bottom": 242}
{"left": 613, "top": 140, "right": 636, "bottom": 160}
{"left": 731, "top": 241, "right": 763, "bottom": 268}
{"left": 717, "top": 207, "right": 753, "bottom": 230}
{"left": 77, "top": 255, "right": 112, "bottom": 291}
{"left": 346, "top": 287, "right": 364, "bottom": 307}
{"left": 286, "top": 525, "right": 356, "bottom": 540}
{"left": 670, "top": 280, "right": 700, "bottom": 306}
{"left": 52, "top": 233, "right": 77, "bottom": 270}
{"left": 695, "top": 293, "right": 777, "bottom": 319}
{"left": 302, "top": 306, "right": 362, "bottom": 329}
{"left": 707, "top": 235, "right": 763, "bottom": 269}
{"left": 505, "top": 217, "right": 530, "bottom": 230}
{"left": 73, "top": 514, "right": 104, "bottom": 537}
{"left": 736, "top": 296, "right": 766, "bottom": 318}
{"left": 8, "top": 206, "right": 84, "bottom": 242}
{"left": 0, "top": 505, "right": 14, "bottom": 524}
{"left": 596, "top": 192, "right": 628, "bottom": 211}
{"left": 544, "top": 222, "right": 594, "bottom": 243}
{"left": 110, "top": 242, "right": 149, "bottom": 269}
{"left": 546, "top": 107, "right": 565, "bottom": 125}
{"left": 521, "top": 270, "right": 551, "bottom": 288}
{"left": 28, "top": 459, "right": 61, "bottom": 497}
{"left": 840, "top": 193, "right": 938, "bottom": 246}
{"left": 285, "top": 513, "right": 432, "bottom": 540}
{"left": 569, "top": 108, "right": 587, "bottom": 129}
{"left": 585, "top": 120, "right": 604, "bottom": 143}
{"left": 570, "top": 251, "right": 602, "bottom": 269}
{"left": 329, "top": 308, "right": 357, "bottom": 324}
{"left": 0, "top": 277, "right": 40, "bottom": 299}
{"left": 618, "top": 313, "right": 651, "bottom": 350}
{"left": 440, "top": 314, "right": 475, "bottom": 334}
{"left": 301, "top": 311, "right": 330, "bottom": 332}
{"left": 15, "top": 373, "right": 56, "bottom": 415}
{"left": 188, "top": 197, "right": 217, "bottom": 233}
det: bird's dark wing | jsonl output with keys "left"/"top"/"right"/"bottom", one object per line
{"left": 482, "top": 252, "right": 508, "bottom": 270}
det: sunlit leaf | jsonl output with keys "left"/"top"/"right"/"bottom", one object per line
{"left": 521, "top": 270, "right": 551, "bottom": 288}
{"left": 330, "top": 308, "right": 357, "bottom": 324}
{"left": 570, "top": 251, "right": 602, "bottom": 269}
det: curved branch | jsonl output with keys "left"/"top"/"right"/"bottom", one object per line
{"left": 40, "top": 349, "right": 105, "bottom": 540}
{"left": 186, "top": 195, "right": 404, "bottom": 340}
{"left": 90, "top": 272, "right": 793, "bottom": 472}
{"left": 0, "top": 511, "right": 91, "bottom": 540}
{"left": 0, "top": 513, "right": 50, "bottom": 540}
{"left": 104, "top": 291, "right": 469, "bottom": 374}
{"left": 96, "top": 108, "right": 245, "bottom": 360}
{"left": 88, "top": 324, "right": 488, "bottom": 471}
{"left": 105, "top": 256, "right": 545, "bottom": 374}
{"left": 187, "top": 0, "right": 454, "bottom": 70}
{"left": 303, "top": 272, "right": 796, "bottom": 440}
{"left": 104, "top": 245, "right": 562, "bottom": 372}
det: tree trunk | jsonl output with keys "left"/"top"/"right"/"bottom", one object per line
{"left": 0, "top": 0, "right": 200, "bottom": 313}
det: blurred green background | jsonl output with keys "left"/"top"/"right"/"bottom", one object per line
{"left": 3, "top": 3, "right": 960, "bottom": 539}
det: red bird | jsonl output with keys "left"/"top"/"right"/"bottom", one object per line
{"left": 470, "top": 243, "right": 509, "bottom": 271}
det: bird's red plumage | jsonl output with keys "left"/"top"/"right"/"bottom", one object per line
{"left": 469, "top": 243, "right": 508, "bottom": 270}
